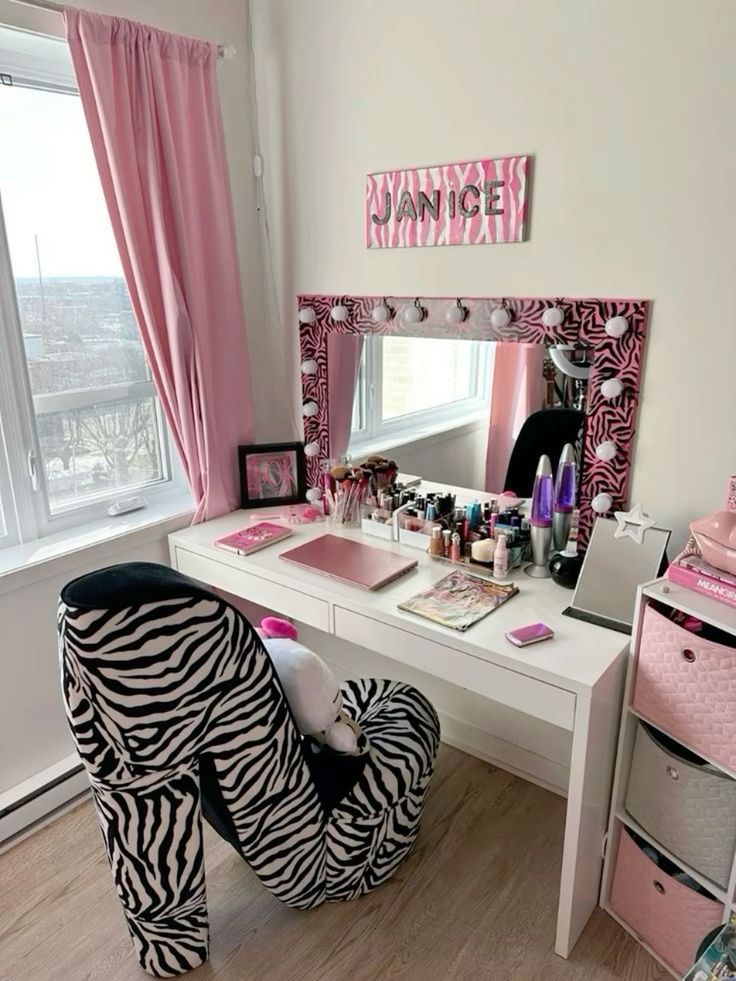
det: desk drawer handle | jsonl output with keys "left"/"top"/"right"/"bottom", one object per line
{"left": 653, "top": 880, "right": 666, "bottom": 895}
{"left": 681, "top": 647, "right": 696, "bottom": 663}
{"left": 666, "top": 765, "right": 680, "bottom": 781}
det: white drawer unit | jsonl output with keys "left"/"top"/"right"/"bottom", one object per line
{"left": 601, "top": 578, "right": 736, "bottom": 978}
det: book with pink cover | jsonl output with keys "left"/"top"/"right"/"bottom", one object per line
{"left": 215, "top": 522, "right": 292, "bottom": 556}
{"left": 279, "top": 534, "right": 417, "bottom": 591}
{"left": 667, "top": 552, "right": 736, "bottom": 610}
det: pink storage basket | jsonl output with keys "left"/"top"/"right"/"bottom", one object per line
{"left": 632, "top": 605, "right": 736, "bottom": 773}
{"left": 610, "top": 829, "right": 723, "bottom": 975}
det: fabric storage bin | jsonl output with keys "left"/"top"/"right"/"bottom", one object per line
{"left": 609, "top": 828, "right": 724, "bottom": 976}
{"left": 632, "top": 604, "right": 736, "bottom": 772}
{"left": 625, "top": 723, "right": 736, "bottom": 888}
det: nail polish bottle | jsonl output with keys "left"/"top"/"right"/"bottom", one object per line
{"left": 429, "top": 526, "right": 443, "bottom": 556}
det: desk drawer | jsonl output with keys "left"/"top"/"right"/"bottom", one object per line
{"left": 173, "top": 547, "right": 330, "bottom": 632}
{"left": 334, "top": 606, "right": 576, "bottom": 731}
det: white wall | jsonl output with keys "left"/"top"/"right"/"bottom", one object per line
{"left": 251, "top": 0, "right": 736, "bottom": 549}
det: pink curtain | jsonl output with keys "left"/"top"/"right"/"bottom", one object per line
{"left": 327, "top": 334, "right": 363, "bottom": 461}
{"left": 485, "top": 343, "right": 544, "bottom": 493}
{"left": 64, "top": 8, "right": 252, "bottom": 522}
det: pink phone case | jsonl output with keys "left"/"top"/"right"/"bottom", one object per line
{"left": 505, "top": 622, "right": 554, "bottom": 647}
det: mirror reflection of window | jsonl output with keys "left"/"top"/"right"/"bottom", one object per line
{"left": 350, "top": 336, "right": 492, "bottom": 446}
{"left": 344, "top": 333, "right": 589, "bottom": 493}
{"left": 381, "top": 336, "right": 478, "bottom": 419}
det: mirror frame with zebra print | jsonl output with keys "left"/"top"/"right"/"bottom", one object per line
{"left": 298, "top": 294, "right": 649, "bottom": 549}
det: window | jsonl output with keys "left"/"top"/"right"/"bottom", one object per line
{"left": 349, "top": 335, "right": 492, "bottom": 456}
{"left": 0, "top": 28, "right": 183, "bottom": 550}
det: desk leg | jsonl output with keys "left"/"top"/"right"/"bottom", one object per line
{"left": 555, "top": 659, "right": 624, "bottom": 958}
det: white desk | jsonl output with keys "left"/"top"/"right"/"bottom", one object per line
{"left": 169, "top": 511, "right": 628, "bottom": 959}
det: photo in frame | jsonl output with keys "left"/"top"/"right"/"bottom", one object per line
{"left": 238, "top": 442, "right": 306, "bottom": 509}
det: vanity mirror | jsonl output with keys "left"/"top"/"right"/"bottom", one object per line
{"left": 299, "top": 295, "right": 649, "bottom": 546}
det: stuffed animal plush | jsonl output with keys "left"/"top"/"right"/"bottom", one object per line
{"left": 258, "top": 618, "right": 366, "bottom": 755}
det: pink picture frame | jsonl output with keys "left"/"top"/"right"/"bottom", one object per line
{"left": 298, "top": 295, "right": 650, "bottom": 548}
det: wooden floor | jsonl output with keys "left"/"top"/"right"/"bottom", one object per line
{"left": 0, "top": 746, "right": 668, "bottom": 981}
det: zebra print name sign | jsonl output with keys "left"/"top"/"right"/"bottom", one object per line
{"left": 366, "top": 155, "right": 529, "bottom": 249}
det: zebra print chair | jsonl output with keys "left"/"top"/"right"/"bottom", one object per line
{"left": 58, "top": 562, "right": 440, "bottom": 978}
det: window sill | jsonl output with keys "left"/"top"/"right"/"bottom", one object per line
{"left": 0, "top": 492, "right": 194, "bottom": 596}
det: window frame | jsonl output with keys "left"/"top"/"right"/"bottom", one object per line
{"left": 348, "top": 335, "right": 493, "bottom": 458}
{"left": 0, "top": 34, "right": 187, "bottom": 550}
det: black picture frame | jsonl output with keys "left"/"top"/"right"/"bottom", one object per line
{"left": 238, "top": 441, "right": 307, "bottom": 509}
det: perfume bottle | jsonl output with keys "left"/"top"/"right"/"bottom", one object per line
{"left": 526, "top": 454, "right": 553, "bottom": 578}
{"left": 553, "top": 443, "right": 576, "bottom": 552}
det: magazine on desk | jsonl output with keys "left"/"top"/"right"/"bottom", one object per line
{"left": 398, "top": 569, "right": 518, "bottom": 632}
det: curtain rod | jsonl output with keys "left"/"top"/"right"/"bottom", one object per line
{"left": 7, "top": 0, "right": 236, "bottom": 59}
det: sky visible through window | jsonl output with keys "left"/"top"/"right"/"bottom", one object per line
{"left": 1, "top": 84, "right": 122, "bottom": 277}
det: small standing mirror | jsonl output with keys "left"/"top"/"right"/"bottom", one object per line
{"left": 565, "top": 517, "right": 671, "bottom": 633}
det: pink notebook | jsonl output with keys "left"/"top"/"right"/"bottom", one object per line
{"left": 215, "top": 522, "right": 292, "bottom": 556}
{"left": 279, "top": 534, "right": 418, "bottom": 591}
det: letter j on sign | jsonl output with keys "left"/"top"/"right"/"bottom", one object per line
{"left": 366, "top": 155, "right": 529, "bottom": 248}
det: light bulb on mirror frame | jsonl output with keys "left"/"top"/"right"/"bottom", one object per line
{"left": 298, "top": 306, "right": 316, "bottom": 325}
{"left": 330, "top": 302, "right": 348, "bottom": 321}
{"left": 302, "top": 400, "right": 319, "bottom": 418}
{"left": 542, "top": 305, "right": 564, "bottom": 328}
{"left": 301, "top": 359, "right": 318, "bottom": 375}
{"left": 304, "top": 442, "right": 320, "bottom": 458}
{"left": 591, "top": 493, "right": 613, "bottom": 514}
{"left": 595, "top": 440, "right": 618, "bottom": 461}
{"left": 403, "top": 298, "right": 426, "bottom": 324}
{"left": 605, "top": 315, "right": 629, "bottom": 338}
{"left": 601, "top": 377, "right": 624, "bottom": 400}
{"left": 371, "top": 298, "right": 392, "bottom": 323}
{"left": 445, "top": 298, "right": 468, "bottom": 324}
{"left": 490, "top": 303, "right": 511, "bottom": 329}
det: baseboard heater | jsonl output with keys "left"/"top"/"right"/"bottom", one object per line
{"left": 0, "top": 754, "right": 89, "bottom": 848}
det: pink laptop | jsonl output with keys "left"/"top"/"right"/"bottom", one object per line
{"left": 279, "top": 534, "right": 418, "bottom": 591}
